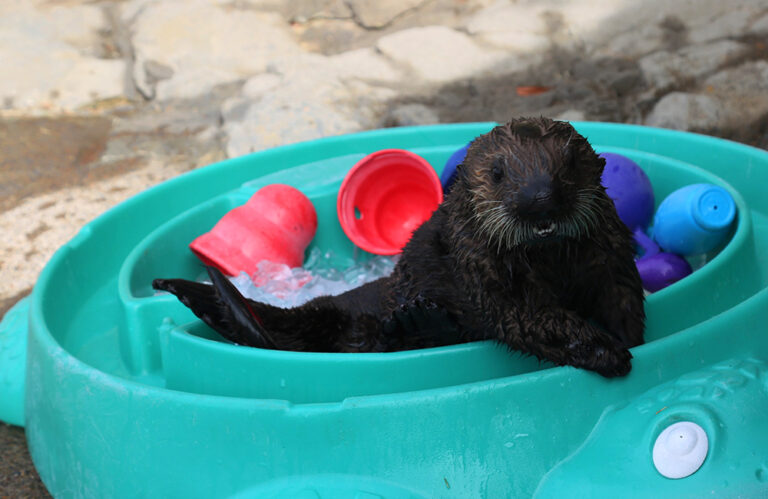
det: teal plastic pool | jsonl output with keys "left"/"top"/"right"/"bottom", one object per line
{"left": 1, "top": 122, "right": 767, "bottom": 497}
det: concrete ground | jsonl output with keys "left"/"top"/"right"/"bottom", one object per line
{"left": 1, "top": 0, "right": 767, "bottom": 495}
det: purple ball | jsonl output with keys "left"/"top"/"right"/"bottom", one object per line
{"left": 600, "top": 153, "right": 655, "bottom": 231}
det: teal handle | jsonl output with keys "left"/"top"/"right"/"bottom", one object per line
{"left": 0, "top": 296, "right": 29, "bottom": 427}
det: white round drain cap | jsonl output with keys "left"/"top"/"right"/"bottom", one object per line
{"left": 653, "top": 421, "right": 709, "bottom": 479}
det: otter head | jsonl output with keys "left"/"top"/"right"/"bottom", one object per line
{"left": 460, "top": 117, "right": 608, "bottom": 251}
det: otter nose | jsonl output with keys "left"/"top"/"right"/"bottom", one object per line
{"left": 516, "top": 176, "right": 557, "bottom": 220}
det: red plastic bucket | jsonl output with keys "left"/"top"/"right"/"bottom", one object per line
{"left": 190, "top": 184, "right": 317, "bottom": 275}
{"left": 337, "top": 149, "right": 443, "bottom": 255}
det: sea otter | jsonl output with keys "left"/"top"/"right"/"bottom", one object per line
{"left": 153, "top": 117, "right": 645, "bottom": 377}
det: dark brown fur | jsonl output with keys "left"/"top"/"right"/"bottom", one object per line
{"left": 154, "top": 117, "right": 645, "bottom": 377}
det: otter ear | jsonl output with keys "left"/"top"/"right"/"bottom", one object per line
{"left": 595, "top": 153, "right": 606, "bottom": 173}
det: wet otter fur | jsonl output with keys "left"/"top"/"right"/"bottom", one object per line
{"left": 153, "top": 117, "right": 645, "bottom": 377}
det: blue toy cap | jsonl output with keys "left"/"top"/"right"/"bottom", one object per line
{"left": 692, "top": 185, "right": 736, "bottom": 231}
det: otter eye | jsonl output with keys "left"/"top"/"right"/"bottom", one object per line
{"left": 492, "top": 157, "right": 506, "bottom": 183}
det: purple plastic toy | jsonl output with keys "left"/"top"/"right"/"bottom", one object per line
{"left": 633, "top": 229, "right": 692, "bottom": 292}
{"left": 600, "top": 152, "right": 654, "bottom": 231}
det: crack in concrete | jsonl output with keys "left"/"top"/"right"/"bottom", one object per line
{"left": 344, "top": 0, "right": 433, "bottom": 30}
{"left": 102, "top": 3, "right": 141, "bottom": 101}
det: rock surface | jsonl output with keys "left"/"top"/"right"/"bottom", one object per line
{"left": 0, "top": 2, "right": 126, "bottom": 111}
{"left": 639, "top": 40, "right": 750, "bottom": 91}
{"left": 221, "top": 54, "right": 395, "bottom": 156}
{"left": 126, "top": 0, "right": 301, "bottom": 100}
{"left": 377, "top": 26, "right": 511, "bottom": 83}
{"left": 644, "top": 92, "right": 724, "bottom": 132}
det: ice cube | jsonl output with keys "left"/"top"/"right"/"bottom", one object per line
{"left": 226, "top": 251, "right": 398, "bottom": 307}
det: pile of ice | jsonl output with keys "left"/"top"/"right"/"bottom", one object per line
{"left": 228, "top": 247, "right": 398, "bottom": 308}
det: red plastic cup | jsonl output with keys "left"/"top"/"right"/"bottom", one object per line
{"left": 190, "top": 184, "right": 317, "bottom": 276}
{"left": 337, "top": 149, "right": 443, "bottom": 255}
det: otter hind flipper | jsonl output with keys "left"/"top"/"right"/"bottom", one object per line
{"left": 152, "top": 266, "right": 277, "bottom": 348}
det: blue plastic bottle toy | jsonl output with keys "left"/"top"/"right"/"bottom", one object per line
{"left": 653, "top": 183, "right": 736, "bottom": 255}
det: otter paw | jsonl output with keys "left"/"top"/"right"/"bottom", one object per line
{"left": 592, "top": 347, "right": 633, "bottom": 378}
